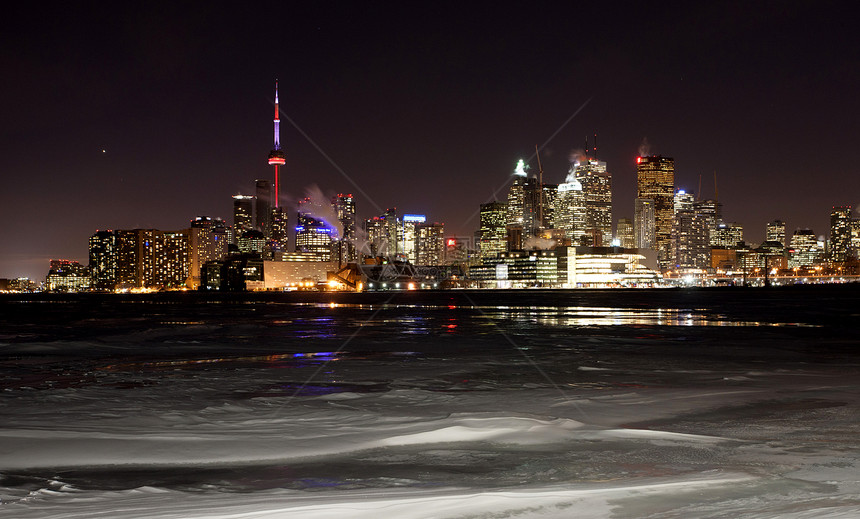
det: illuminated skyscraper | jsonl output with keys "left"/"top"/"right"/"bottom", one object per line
{"left": 670, "top": 189, "right": 710, "bottom": 269}
{"left": 479, "top": 201, "right": 508, "bottom": 259}
{"left": 829, "top": 206, "right": 853, "bottom": 262}
{"left": 399, "top": 214, "right": 425, "bottom": 263}
{"left": 789, "top": 229, "right": 823, "bottom": 268}
{"left": 232, "top": 195, "right": 255, "bottom": 237}
{"left": 416, "top": 222, "right": 445, "bottom": 265}
{"left": 365, "top": 208, "right": 398, "bottom": 258}
{"left": 711, "top": 222, "right": 744, "bottom": 248}
{"left": 332, "top": 193, "right": 357, "bottom": 263}
{"left": 553, "top": 168, "right": 586, "bottom": 245}
{"left": 766, "top": 219, "right": 787, "bottom": 248}
{"left": 189, "top": 216, "right": 227, "bottom": 289}
{"left": 574, "top": 159, "right": 612, "bottom": 246}
{"left": 634, "top": 198, "right": 656, "bottom": 250}
{"left": 616, "top": 218, "right": 635, "bottom": 249}
{"left": 296, "top": 197, "right": 335, "bottom": 261}
{"left": 636, "top": 156, "right": 675, "bottom": 269}
{"left": 507, "top": 160, "right": 542, "bottom": 237}
{"left": 88, "top": 230, "right": 116, "bottom": 291}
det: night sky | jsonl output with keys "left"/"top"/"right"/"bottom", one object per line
{"left": 2, "top": 2, "right": 858, "bottom": 280}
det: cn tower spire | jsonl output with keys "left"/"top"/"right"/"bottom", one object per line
{"left": 267, "top": 80, "right": 286, "bottom": 208}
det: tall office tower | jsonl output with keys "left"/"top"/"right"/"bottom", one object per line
{"left": 829, "top": 206, "right": 853, "bottom": 262}
{"left": 211, "top": 218, "right": 230, "bottom": 258}
{"left": 616, "top": 218, "right": 635, "bottom": 248}
{"left": 399, "top": 214, "right": 425, "bottom": 263}
{"left": 365, "top": 208, "right": 398, "bottom": 257}
{"left": 479, "top": 201, "right": 508, "bottom": 259}
{"left": 88, "top": 230, "right": 116, "bottom": 291}
{"left": 416, "top": 221, "right": 445, "bottom": 265}
{"left": 255, "top": 180, "right": 272, "bottom": 237}
{"left": 574, "top": 158, "right": 612, "bottom": 246}
{"left": 634, "top": 198, "right": 656, "bottom": 250}
{"left": 553, "top": 171, "right": 587, "bottom": 245}
{"left": 671, "top": 190, "right": 710, "bottom": 269}
{"left": 636, "top": 156, "right": 675, "bottom": 268}
{"left": 232, "top": 195, "right": 255, "bottom": 237}
{"left": 507, "top": 160, "right": 540, "bottom": 236}
{"left": 789, "top": 229, "right": 823, "bottom": 268}
{"left": 695, "top": 199, "right": 722, "bottom": 244}
{"left": 711, "top": 222, "right": 744, "bottom": 248}
{"left": 295, "top": 197, "right": 334, "bottom": 260}
{"left": 850, "top": 219, "right": 860, "bottom": 259}
{"left": 766, "top": 219, "right": 787, "bottom": 247}
{"left": 541, "top": 183, "right": 558, "bottom": 231}
{"left": 332, "top": 193, "right": 357, "bottom": 264}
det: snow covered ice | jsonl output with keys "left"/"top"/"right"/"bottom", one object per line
{"left": 1, "top": 287, "right": 859, "bottom": 518}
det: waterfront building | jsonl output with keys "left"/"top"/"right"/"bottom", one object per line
{"left": 88, "top": 230, "right": 116, "bottom": 291}
{"left": 46, "top": 260, "right": 91, "bottom": 292}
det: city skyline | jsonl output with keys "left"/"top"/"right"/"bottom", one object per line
{"left": 3, "top": 3, "right": 859, "bottom": 280}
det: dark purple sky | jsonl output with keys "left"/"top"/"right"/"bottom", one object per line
{"left": 2, "top": 2, "right": 858, "bottom": 280}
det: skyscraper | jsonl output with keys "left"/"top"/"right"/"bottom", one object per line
{"left": 365, "top": 208, "right": 398, "bottom": 258}
{"left": 766, "top": 219, "right": 787, "bottom": 248}
{"left": 88, "top": 230, "right": 116, "bottom": 291}
{"left": 829, "top": 206, "right": 853, "bottom": 262}
{"left": 479, "top": 201, "right": 508, "bottom": 259}
{"left": 574, "top": 158, "right": 612, "bottom": 246}
{"left": 670, "top": 190, "right": 710, "bottom": 269}
{"left": 553, "top": 171, "right": 586, "bottom": 245}
{"left": 507, "top": 159, "right": 541, "bottom": 237}
{"left": 296, "top": 197, "right": 334, "bottom": 261}
{"left": 616, "top": 218, "right": 635, "bottom": 249}
{"left": 789, "top": 229, "right": 823, "bottom": 268}
{"left": 416, "top": 222, "right": 445, "bottom": 265}
{"left": 232, "top": 195, "right": 255, "bottom": 238}
{"left": 332, "top": 193, "right": 357, "bottom": 264}
{"left": 634, "top": 198, "right": 656, "bottom": 250}
{"left": 636, "top": 156, "right": 675, "bottom": 269}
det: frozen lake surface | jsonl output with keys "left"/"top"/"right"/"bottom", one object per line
{"left": 1, "top": 287, "right": 859, "bottom": 518}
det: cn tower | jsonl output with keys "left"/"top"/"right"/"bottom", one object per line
{"left": 267, "top": 80, "right": 286, "bottom": 207}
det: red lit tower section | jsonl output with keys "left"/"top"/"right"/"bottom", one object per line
{"left": 267, "top": 80, "right": 286, "bottom": 206}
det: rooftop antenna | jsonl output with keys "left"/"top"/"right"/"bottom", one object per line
{"left": 713, "top": 170, "right": 719, "bottom": 201}
{"left": 593, "top": 132, "right": 598, "bottom": 160}
{"left": 536, "top": 144, "right": 544, "bottom": 232}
